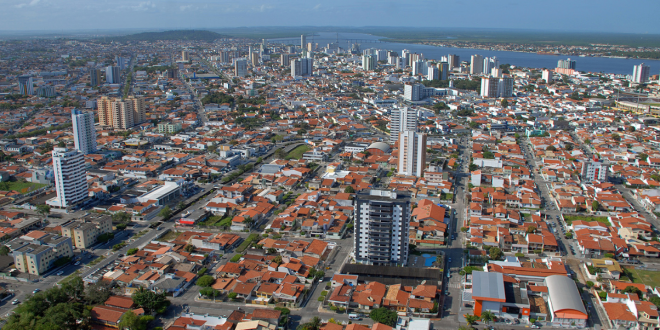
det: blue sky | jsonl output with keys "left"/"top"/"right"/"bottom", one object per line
{"left": 1, "top": 0, "right": 659, "bottom": 34}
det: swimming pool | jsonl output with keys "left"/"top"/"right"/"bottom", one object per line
{"left": 422, "top": 254, "right": 435, "bottom": 267}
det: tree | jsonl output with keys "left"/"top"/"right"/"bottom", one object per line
{"left": 650, "top": 296, "right": 660, "bottom": 308}
{"left": 369, "top": 307, "right": 398, "bottom": 326}
{"left": 227, "top": 292, "right": 238, "bottom": 300}
{"left": 526, "top": 226, "right": 537, "bottom": 233}
{"left": 546, "top": 145, "right": 556, "bottom": 151}
{"left": 273, "top": 255, "right": 283, "bottom": 265}
{"left": 623, "top": 286, "right": 643, "bottom": 298}
{"left": 196, "top": 275, "right": 215, "bottom": 287}
{"left": 565, "top": 232, "right": 573, "bottom": 239}
{"left": 127, "top": 248, "right": 139, "bottom": 255}
{"left": 500, "top": 99, "right": 508, "bottom": 108}
{"left": 199, "top": 287, "right": 219, "bottom": 299}
{"left": 267, "top": 247, "right": 277, "bottom": 254}
{"left": 177, "top": 201, "right": 186, "bottom": 210}
{"left": 84, "top": 279, "right": 113, "bottom": 305}
{"left": 489, "top": 247, "right": 503, "bottom": 260}
{"left": 640, "top": 153, "right": 649, "bottom": 162}
{"left": 586, "top": 281, "right": 594, "bottom": 288}
{"left": 184, "top": 244, "right": 194, "bottom": 253}
{"left": 36, "top": 204, "right": 51, "bottom": 219}
{"left": 464, "top": 314, "right": 480, "bottom": 326}
{"left": 604, "top": 253, "right": 615, "bottom": 259}
{"left": 0, "top": 245, "right": 9, "bottom": 256}
{"left": 344, "top": 186, "right": 355, "bottom": 193}
{"left": 612, "top": 133, "right": 621, "bottom": 142}
{"left": 158, "top": 205, "right": 171, "bottom": 219}
{"left": 118, "top": 310, "right": 154, "bottom": 330}
{"left": 112, "top": 212, "right": 132, "bottom": 224}
{"left": 460, "top": 227, "right": 468, "bottom": 233}
{"left": 481, "top": 310, "right": 494, "bottom": 325}
{"left": 565, "top": 143, "right": 574, "bottom": 151}
{"left": 132, "top": 287, "right": 171, "bottom": 314}
{"left": 592, "top": 201, "right": 600, "bottom": 211}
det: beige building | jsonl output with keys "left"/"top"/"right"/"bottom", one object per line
{"left": 61, "top": 215, "right": 112, "bottom": 249}
{"left": 98, "top": 96, "right": 146, "bottom": 129}
{"left": 8, "top": 231, "right": 73, "bottom": 275}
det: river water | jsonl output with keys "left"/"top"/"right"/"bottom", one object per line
{"left": 269, "top": 32, "right": 660, "bottom": 76}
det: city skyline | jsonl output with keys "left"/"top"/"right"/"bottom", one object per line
{"left": 1, "top": 0, "right": 659, "bottom": 34}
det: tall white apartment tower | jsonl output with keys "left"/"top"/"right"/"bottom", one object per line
{"left": 362, "top": 55, "right": 376, "bottom": 71}
{"left": 427, "top": 66, "right": 439, "bottom": 80}
{"left": 354, "top": 190, "right": 411, "bottom": 266}
{"left": 542, "top": 69, "right": 553, "bottom": 83}
{"left": 234, "top": 59, "right": 248, "bottom": 77}
{"left": 389, "top": 107, "right": 417, "bottom": 144}
{"left": 470, "top": 54, "right": 484, "bottom": 75}
{"left": 397, "top": 131, "right": 427, "bottom": 177}
{"left": 582, "top": 158, "right": 608, "bottom": 183}
{"left": 18, "top": 76, "right": 34, "bottom": 95}
{"left": 47, "top": 148, "right": 88, "bottom": 208}
{"left": 71, "top": 109, "right": 97, "bottom": 155}
{"left": 632, "top": 63, "right": 650, "bottom": 83}
{"left": 300, "top": 35, "right": 306, "bottom": 49}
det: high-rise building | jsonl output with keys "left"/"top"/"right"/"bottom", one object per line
{"left": 182, "top": 50, "right": 190, "bottom": 62}
{"left": 234, "top": 59, "right": 248, "bottom": 77}
{"left": 388, "top": 52, "right": 399, "bottom": 66}
{"left": 250, "top": 52, "right": 260, "bottom": 67}
{"left": 632, "top": 63, "right": 650, "bottom": 83}
{"left": 581, "top": 158, "right": 608, "bottom": 183}
{"left": 427, "top": 66, "right": 439, "bottom": 80}
{"left": 97, "top": 96, "right": 146, "bottom": 129}
{"left": 412, "top": 61, "right": 426, "bottom": 76}
{"left": 280, "top": 54, "right": 290, "bottom": 66}
{"left": 220, "top": 51, "right": 230, "bottom": 63}
{"left": 483, "top": 57, "right": 499, "bottom": 76}
{"left": 389, "top": 107, "right": 417, "bottom": 144}
{"left": 116, "top": 56, "right": 128, "bottom": 70}
{"left": 376, "top": 50, "right": 387, "bottom": 62}
{"left": 354, "top": 190, "right": 411, "bottom": 266}
{"left": 36, "top": 86, "right": 56, "bottom": 98}
{"left": 403, "top": 84, "right": 423, "bottom": 102}
{"left": 105, "top": 66, "right": 120, "bottom": 84}
{"left": 89, "top": 69, "right": 101, "bottom": 87}
{"left": 18, "top": 76, "right": 33, "bottom": 95}
{"left": 542, "top": 69, "right": 553, "bottom": 83}
{"left": 301, "top": 35, "right": 306, "bottom": 49}
{"left": 47, "top": 148, "right": 88, "bottom": 208}
{"left": 438, "top": 62, "right": 449, "bottom": 80}
{"left": 447, "top": 54, "right": 460, "bottom": 70}
{"left": 557, "top": 58, "right": 576, "bottom": 70}
{"left": 362, "top": 55, "right": 376, "bottom": 71}
{"left": 480, "top": 76, "right": 514, "bottom": 98}
{"left": 166, "top": 68, "right": 179, "bottom": 79}
{"left": 291, "top": 58, "right": 313, "bottom": 77}
{"left": 72, "top": 109, "right": 97, "bottom": 155}
{"left": 470, "top": 54, "right": 484, "bottom": 75}
{"left": 398, "top": 131, "right": 427, "bottom": 177}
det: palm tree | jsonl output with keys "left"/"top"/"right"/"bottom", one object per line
{"left": 464, "top": 314, "right": 479, "bottom": 326}
{"left": 481, "top": 310, "right": 494, "bottom": 325}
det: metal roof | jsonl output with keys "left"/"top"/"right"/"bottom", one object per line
{"left": 472, "top": 271, "right": 505, "bottom": 300}
{"left": 545, "top": 275, "right": 587, "bottom": 315}
{"left": 367, "top": 142, "right": 391, "bottom": 153}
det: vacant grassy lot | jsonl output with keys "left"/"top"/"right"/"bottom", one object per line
{"left": 286, "top": 145, "right": 311, "bottom": 160}
{"left": 2, "top": 180, "right": 47, "bottom": 193}
{"left": 563, "top": 215, "right": 610, "bottom": 226}
{"left": 628, "top": 267, "right": 660, "bottom": 288}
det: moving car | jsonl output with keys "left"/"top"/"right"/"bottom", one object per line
{"left": 32, "top": 288, "right": 40, "bottom": 294}
{"left": 11, "top": 299, "right": 19, "bottom": 305}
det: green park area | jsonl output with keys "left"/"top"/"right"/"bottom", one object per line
{"left": 562, "top": 215, "right": 610, "bottom": 226}
{"left": 0, "top": 180, "right": 47, "bottom": 193}
{"left": 628, "top": 267, "right": 660, "bottom": 288}
{"left": 286, "top": 145, "right": 311, "bottom": 160}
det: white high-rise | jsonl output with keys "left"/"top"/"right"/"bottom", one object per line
{"left": 72, "top": 109, "right": 97, "bottom": 155}
{"left": 427, "top": 66, "right": 439, "bottom": 80}
{"left": 397, "top": 131, "right": 427, "bottom": 177}
{"left": 291, "top": 58, "right": 313, "bottom": 77}
{"left": 354, "top": 190, "right": 411, "bottom": 266}
{"left": 470, "top": 54, "right": 484, "bottom": 75}
{"left": 105, "top": 66, "right": 120, "bottom": 84}
{"left": 412, "top": 61, "right": 426, "bottom": 76}
{"left": 389, "top": 107, "right": 417, "bottom": 144}
{"left": 483, "top": 57, "right": 499, "bottom": 76}
{"left": 632, "top": 63, "right": 650, "bottom": 83}
{"left": 18, "top": 76, "right": 34, "bottom": 95}
{"left": 47, "top": 148, "right": 88, "bottom": 208}
{"left": 481, "top": 76, "right": 514, "bottom": 98}
{"left": 542, "top": 70, "right": 553, "bottom": 83}
{"left": 362, "top": 55, "right": 376, "bottom": 71}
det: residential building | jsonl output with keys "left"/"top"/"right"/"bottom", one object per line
{"left": 158, "top": 122, "right": 182, "bottom": 134}
{"left": 97, "top": 96, "right": 146, "bottom": 129}
{"left": 300, "top": 35, "right": 306, "bottom": 48}
{"left": 90, "top": 69, "right": 101, "bottom": 87}
{"left": 412, "top": 61, "right": 425, "bottom": 76}
{"left": 389, "top": 107, "right": 417, "bottom": 144}
{"left": 480, "top": 76, "right": 514, "bottom": 98}
{"left": 7, "top": 231, "right": 73, "bottom": 275}
{"left": 557, "top": 58, "right": 576, "bottom": 70}
{"left": 280, "top": 54, "right": 290, "bottom": 66}
{"left": 234, "top": 59, "right": 248, "bottom": 77}
{"left": 18, "top": 76, "right": 33, "bottom": 95}
{"left": 427, "top": 65, "right": 438, "bottom": 80}
{"left": 105, "top": 66, "right": 120, "bottom": 84}
{"left": 437, "top": 62, "right": 449, "bottom": 80}
{"left": 182, "top": 50, "right": 190, "bottom": 62}
{"left": 447, "top": 54, "right": 460, "bottom": 70}
{"left": 632, "top": 63, "right": 650, "bottom": 83}
{"left": 36, "top": 86, "right": 56, "bottom": 98}
{"left": 291, "top": 58, "right": 313, "bottom": 77}
{"left": 581, "top": 159, "right": 608, "bottom": 183}
{"left": 397, "top": 131, "right": 427, "bottom": 177}
{"left": 354, "top": 190, "right": 411, "bottom": 266}
{"left": 46, "top": 148, "right": 88, "bottom": 208}
{"left": 72, "top": 109, "right": 97, "bottom": 155}
{"left": 60, "top": 215, "right": 112, "bottom": 249}
{"left": 470, "top": 54, "right": 484, "bottom": 75}
{"left": 542, "top": 69, "right": 553, "bottom": 83}
{"left": 362, "top": 55, "right": 376, "bottom": 71}
{"left": 483, "top": 57, "right": 499, "bottom": 76}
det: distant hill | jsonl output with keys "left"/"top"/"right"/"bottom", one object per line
{"left": 103, "top": 30, "right": 227, "bottom": 42}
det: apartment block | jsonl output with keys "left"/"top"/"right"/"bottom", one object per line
{"left": 7, "top": 230, "right": 73, "bottom": 275}
{"left": 60, "top": 215, "right": 112, "bottom": 249}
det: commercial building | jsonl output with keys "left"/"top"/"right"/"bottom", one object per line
{"left": 105, "top": 66, "right": 120, "bottom": 84}
{"left": 291, "top": 58, "right": 313, "bottom": 77}
{"left": 137, "top": 181, "right": 183, "bottom": 206}
{"left": 7, "top": 231, "right": 73, "bottom": 275}
{"left": 97, "top": 96, "right": 146, "bottom": 129}
{"left": 480, "top": 76, "right": 514, "bottom": 98}
{"left": 581, "top": 158, "right": 608, "bottom": 183}
{"left": 397, "top": 131, "right": 427, "bottom": 177}
{"left": 389, "top": 107, "right": 417, "bottom": 144}
{"left": 47, "top": 148, "right": 88, "bottom": 208}
{"left": 234, "top": 59, "right": 248, "bottom": 77}
{"left": 470, "top": 54, "right": 484, "bottom": 75}
{"left": 353, "top": 190, "right": 411, "bottom": 266}
{"left": 545, "top": 275, "right": 588, "bottom": 328}
{"left": 632, "top": 63, "right": 650, "bottom": 83}
{"left": 362, "top": 55, "right": 376, "bottom": 71}
{"left": 90, "top": 69, "right": 102, "bottom": 87}
{"left": 18, "top": 76, "right": 33, "bottom": 95}
{"left": 557, "top": 58, "right": 576, "bottom": 70}
{"left": 60, "top": 215, "right": 112, "bottom": 249}
{"left": 72, "top": 109, "right": 97, "bottom": 155}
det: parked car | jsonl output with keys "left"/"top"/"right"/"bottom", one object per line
{"left": 11, "top": 299, "right": 19, "bottom": 305}
{"left": 32, "top": 289, "right": 40, "bottom": 294}
{"left": 56, "top": 271, "right": 64, "bottom": 276}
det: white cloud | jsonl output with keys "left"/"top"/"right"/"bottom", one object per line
{"left": 313, "top": 4, "right": 321, "bottom": 10}
{"left": 180, "top": 5, "right": 192, "bottom": 11}
{"left": 253, "top": 4, "right": 272, "bottom": 12}
{"left": 14, "top": 0, "right": 41, "bottom": 8}
{"left": 132, "top": 1, "right": 155, "bottom": 11}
